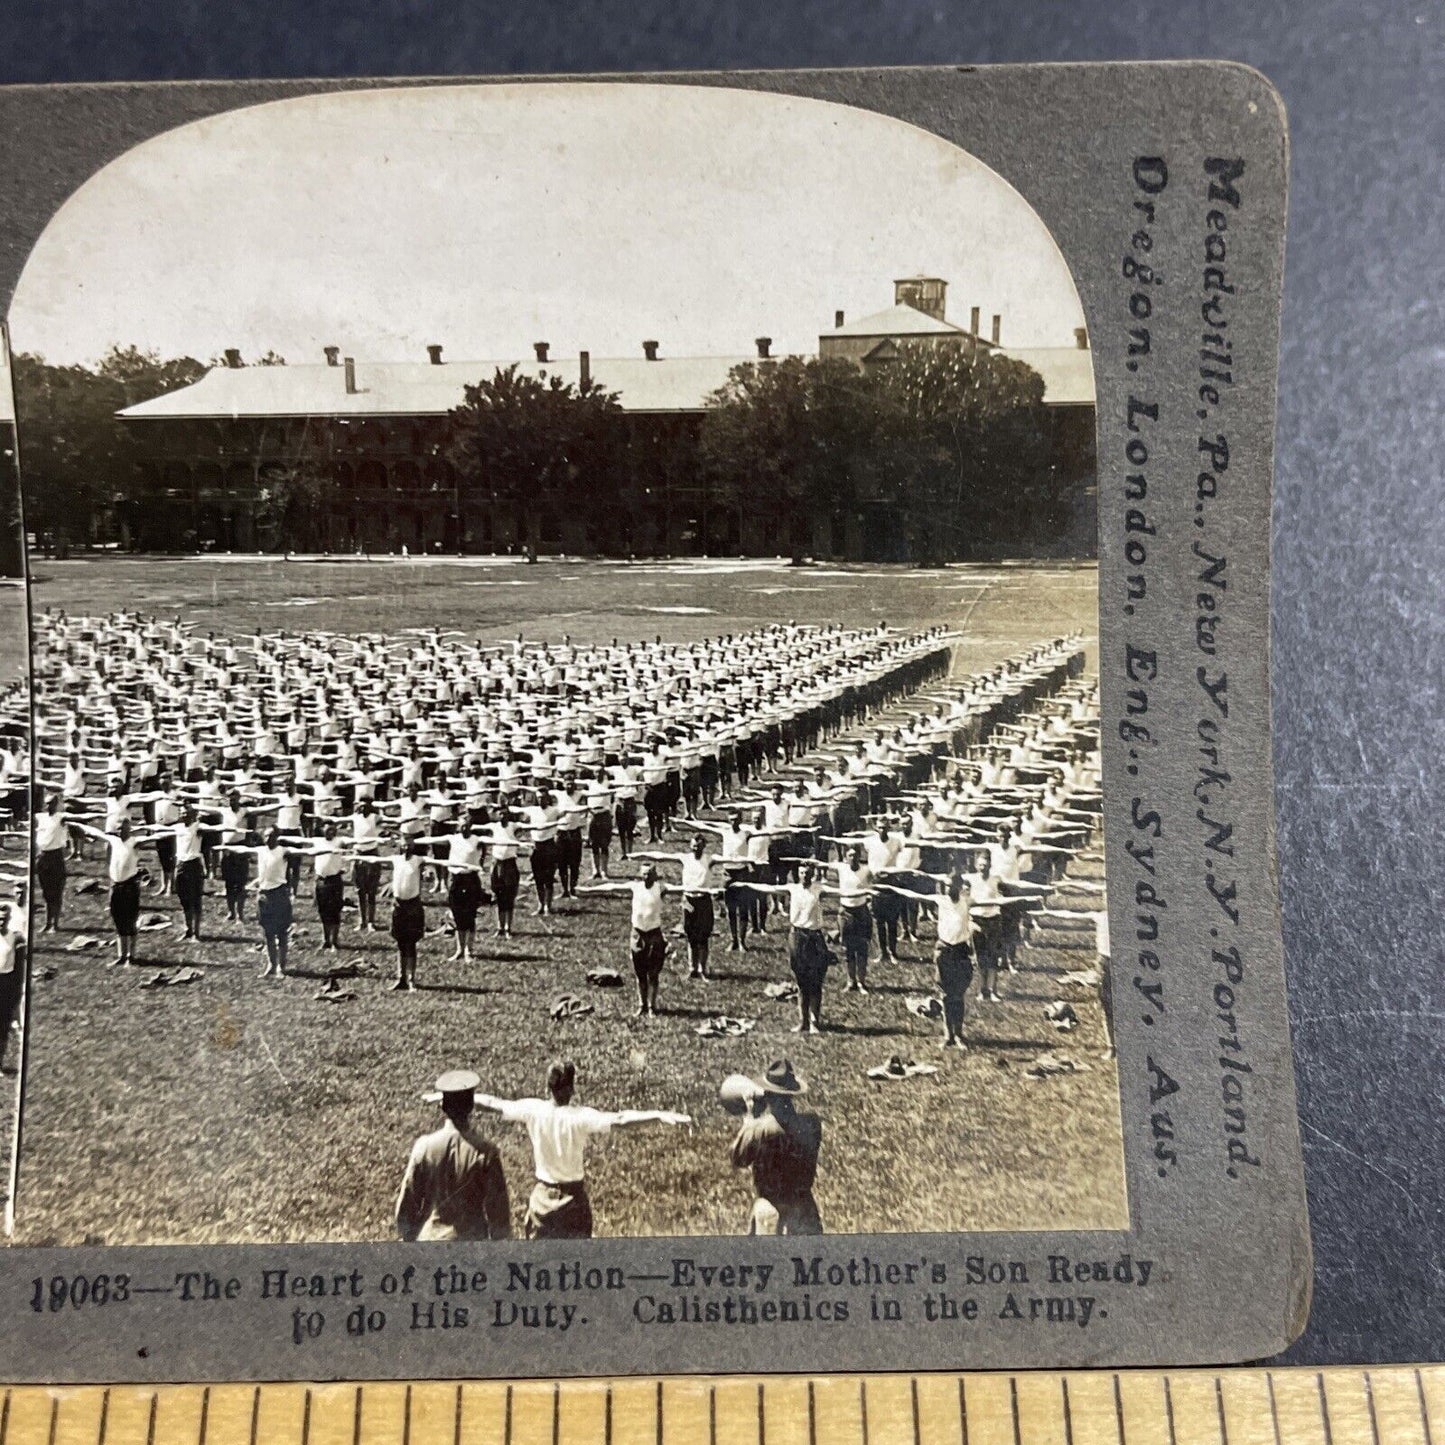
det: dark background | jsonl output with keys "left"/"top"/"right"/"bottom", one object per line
{"left": 1, "top": 0, "right": 1440, "bottom": 1367}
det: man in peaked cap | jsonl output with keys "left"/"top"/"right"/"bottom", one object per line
{"left": 729, "top": 1059, "right": 823, "bottom": 1236}
{"left": 395, "top": 1070, "right": 512, "bottom": 1242}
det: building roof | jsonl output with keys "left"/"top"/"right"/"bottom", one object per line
{"left": 1004, "top": 347, "right": 1096, "bottom": 406}
{"left": 116, "top": 339, "right": 1095, "bottom": 422}
{"left": 118, "top": 355, "right": 759, "bottom": 421}
{"left": 827, "top": 303, "right": 968, "bottom": 339}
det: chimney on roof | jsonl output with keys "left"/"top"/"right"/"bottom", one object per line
{"left": 533, "top": 341, "right": 550, "bottom": 363}
{"left": 1075, "top": 326, "right": 1090, "bottom": 350}
{"left": 579, "top": 350, "right": 591, "bottom": 389}
{"left": 427, "top": 344, "right": 444, "bottom": 365}
{"left": 969, "top": 306, "right": 980, "bottom": 336}
{"left": 755, "top": 337, "right": 772, "bottom": 359}
{"left": 324, "top": 346, "right": 340, "bottom": 367}
{"left": 893, "top": 276, "right": 947, "bottom": 321}
{"left": 642, "top": 340, "right": 659, "bottom": 362}
{"left": 224, "top": 348, "right": 243, "bottom": 369}
{"left": 343, "top": 356, "right": 358, "bottom": 395}
{"left": 991, "top": 314, "right": 1002, "bottom": 346}
{"left": 835, "top": 310, "right": 845, "bottom": 328}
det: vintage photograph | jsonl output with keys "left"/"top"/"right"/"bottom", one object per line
{"left": 7, "top": 81, "right": 1120, "bottom": 1246}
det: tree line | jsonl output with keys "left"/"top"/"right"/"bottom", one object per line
{"left": 10, "top": 341, "right": 1083, "bottom": 563}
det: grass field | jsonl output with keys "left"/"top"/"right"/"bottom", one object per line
{"left": 15, "top": 555, "right": 1125, "bottom": 1245}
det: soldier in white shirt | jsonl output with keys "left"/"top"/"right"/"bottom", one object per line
{"left": 173, "top": 805, "right": 208, "bottom": 940}
{"left": 579, "top": 865, "right": 676, "bottom": 1016}
{"left": 383, "top": 841, "right": 427, "bottom": 991}
{"left": 215, "top": 828, "right": 306, "bottom": 978}
{"left": 73, "top": 816, "right": 147, "bottom": 966}
{"left": 475, "top": 1059, "right": 689, "bottom": 1238}
{"left": 0, "top": 900, "right": 24, "bottom": 1075}
{"left": 750, "top": 865, "right": 840, "bottom": 1035}
{"left": 350, "top": 800, "right": 384, "bottom": 932}
{"left": 310, "top": 823, "right": 348, "bottom": 952}
{"left": 632, "top": 835, "right": 731, "bottom": 979}
{"left": 33, "top": 794, "right": 69, "bottom": 934}
{"left": 887, "top": 869, "right": 978, "bottom": 1050}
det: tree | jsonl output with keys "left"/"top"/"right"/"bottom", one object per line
{"left": 11, "top": 346, "right": 205, "bottom": 549}
{"left": 700, "top": 356, "right": 884, "bottom": 560}
{"left": 446, "top": 366, "right": 624, "bottom": 547}
{"left": 873, "top": 342, "right": 1051, "bottom": 563}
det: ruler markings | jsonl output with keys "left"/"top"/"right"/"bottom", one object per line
{"left": 10, "top": 1368, "right": 1445, "bottom": 1445}
{"left": 1320, "top": 1374, "right": 1337, "bottom": 1445}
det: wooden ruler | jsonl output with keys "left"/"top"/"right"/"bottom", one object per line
{"left": 0, "top": 1367, "right": 1439, "bottom": 1445}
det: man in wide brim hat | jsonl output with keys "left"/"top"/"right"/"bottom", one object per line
{"left": 751, "top": 1058, "right": 807, "bottom": 1097}
{"left": 730, "top": 1058, "right": 823, "bottom": 1236}
{"left": 396, "top": 1069, "right": 512, "bottom": 1242}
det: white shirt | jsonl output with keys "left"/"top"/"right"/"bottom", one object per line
{"left": 391, "top": 856, "right": 424, "bottom": 900}
{"left": 36, "top": 813, "right": 67, "bottom": 852}
{"left": 256, "top": 845, "right": 290, "bottom": 891}
{"left": 837, "top": 863, "right": 872, "bottom": 907}
{"left": 787, "top": 882, "right": 825, "bottom": 931}
{"left": 935, "top": 891, "right": 974, "bottom": 946}
{"left": 970, "top": 874, "right": 1002, "bottom": 919}
{"left": 448, "top": 834, "right": 483, "bottom": 871}
{"left": 0, "top": 925, "right": 20, "bottom": 976}
{"left": 681, "top": 855, "right": 712, "bottom": 891}
{"left": 630, "top": 880, "right": 665, "bottom": 930}
{"left": 497, "top": 1098, "right": 614, "bottom": 1186}
{"left": 312, "top": 841, "right": 345, "bottom": 879}
{"left": 175, "top": 822, "right": 205, "bottom": 864}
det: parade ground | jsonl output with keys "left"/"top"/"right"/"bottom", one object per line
{"left": 15, "top": 555, "right": 1125, "bottom": 1245}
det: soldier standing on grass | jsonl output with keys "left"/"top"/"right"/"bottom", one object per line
{"left": 730, "top": 1059, "right": 823, "bottom": 1236}
{"left": 579, "top": 864, "right": 688, "bottom": 1015}
{"left": 395, "top": 1070, "right": 512, "bottom": 1241}
{"left": 474, "top": 1059, "right": 690, "bottom": 1238}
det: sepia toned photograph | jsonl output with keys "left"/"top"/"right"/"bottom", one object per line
{"left": 6, "top": 81, "right": 1120, "bottom": 1247}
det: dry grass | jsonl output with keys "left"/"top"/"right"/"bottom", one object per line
{"left": 15, "top": 555, "right": 1125, "bottom": 1245}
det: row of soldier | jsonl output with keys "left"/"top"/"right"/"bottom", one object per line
{"left": 30, "top": 613, "right": 1104, "bottom": 1049}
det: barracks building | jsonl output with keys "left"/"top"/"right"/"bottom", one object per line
{"left": 116, "top": 278, "right": 1097, "bottom": 559}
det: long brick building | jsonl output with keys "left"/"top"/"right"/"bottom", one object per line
{"left": 117, "top": 278, "right": 1097, "bottom": 558}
